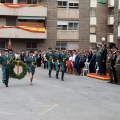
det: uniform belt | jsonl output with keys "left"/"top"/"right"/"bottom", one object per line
{"left": 116, "top": 64, "right": 120, "bottom": 65}
{"left": 106, "top": 63, "right": 111, "bottom": 64}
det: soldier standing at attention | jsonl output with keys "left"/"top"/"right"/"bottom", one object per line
{"left": 106, "top": 49, "right": 113, "bottom": 83}
{"left": 0, "top": 49, "right": 12, "bottom": 87}
{"left": 46, "top": 48, "right": 54, "bottom": 78}
{"left": 115, "top": 50, "right": 120, "bottom": 85}
{"left": 59, "top": 48, "right": 68, "bottom": 81}
{"left": 26, "top": 50, "right": 36, "bottom": 85}
{"left": 111, "top": 47, "right": 118, "bottom": 84}
{"left": 54, "top": 48, "right": 60, "bottom": 79}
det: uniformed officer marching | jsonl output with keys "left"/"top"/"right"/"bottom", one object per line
{"left": 26, "top": 50, "right": 36, "bottom": 85}
{"left": 115, "top": 50, "right": 120, "bottom": 85}
{"left": 54, "top": 48, "right": 60, "bottom": 79}
{"left": 0, "top": 49, "right": 12, "bottom": 87}
{"left": 106, "top": 49, "right": 113, "bottom": 83}
{"left": 59, "top": 48, "right": 68, "bottom": 81}
{"left": 46, "top": 48, "right": 54, "bottom": 78}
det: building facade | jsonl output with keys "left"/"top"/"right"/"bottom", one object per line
{"left": 0, "top": 0, "right": 118, "bottom": 50}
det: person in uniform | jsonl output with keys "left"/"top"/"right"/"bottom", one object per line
{"left": 20, "top": 50, "right": 26, "bottom": 62}
{"left": 106, "top": 49, "right": 113, "bottom": 83}
{"left": 96, "top": 43, "right": 103, "bottom": 75}
{"left": 46, "top": 48, "right": 54, "bottom": 78}
{"left": 0, "top": 49, "right": 12, "bottom": 87}
{"left": 59, "top": 48, "right": 68, "bottom": 81}
{"left": 111, "top": 46, "right": 118, "bottom": 84}
{"left": 115, "top": 50, "right": 120, "bottom": 85}
{"left": 26, "top": 50, "right": 36, "bottom": 85}
{"left": 54, "top": 48, "right": 60, "bottom": 79}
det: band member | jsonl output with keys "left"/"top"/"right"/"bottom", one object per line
{"left": 59, "top": 48, "right": 68, "bottom": 81}
{"left": 54, "top": 48, "right": 60, "bottom": 79}
{"left": 0, "top": 49, "right": 12, "bottom": 87}
{"left": 26, "top": 50, "right": 36, "bottom": 85}
{"left": 111, "top": 46, "right": 118, "bottom": 84}
{"left": 46, "top": 48, "right": 54, "bottom": 78}
{"left": 115, "top": 50, "right": 120, "bottom": 85}
{"left": 106, "top": 49, "right": 113, "bottom": 83}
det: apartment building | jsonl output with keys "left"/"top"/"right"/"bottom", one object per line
{"left": 0, "top": 0, "right": 118, "bottom": 50}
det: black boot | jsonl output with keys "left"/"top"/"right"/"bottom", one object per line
{"left": 61, "top": 71, "right": 64, "bottom": 81}
{"left": 49, "top": 70, "right": 51, "bottom": 78}
{"left": 30, "top": 78, "right": 33, "bottom": 85}
{"left": 56, "top": 72, "right": 59, "bottom": 79}
{"left": 5, "top": 82, "right": 8, "bottom": 87}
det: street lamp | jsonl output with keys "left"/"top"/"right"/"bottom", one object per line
{"left": 102, "top": 37, "right": 105, "bottom": 44}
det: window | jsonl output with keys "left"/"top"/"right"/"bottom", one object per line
{"left": 57, "top": 1, "right": 79, "bottom": 9}
{"left": 0, "top": 42, "right": 5, "bottom": 49}
{"left": 68, "top": 22, "right": 79, "bottom": 30}
{"left": 26, "top": 42, "right": 37, "bottom": 49}
{"left": 90, "top": 27, "right": 96, "bottom": 34}
{"left": 90, "top": 8, "right": 96, "bottom": 17}
{"left": 109, "top": 8, "right": 114, "bottom": 15}
{"left": 58, "top": 1, "right": 67, "bottom": 8}
{"left": 69, "top": 3, "right": 79, "bottom": 9}
{"left": 56, "top": 42, "right": 67, "bottom": 50}
{"left": 0, "top": 0, "right": 5, "bottom": 3}
{"left": 57, "top": 21, "right": 79, "bottom": 30}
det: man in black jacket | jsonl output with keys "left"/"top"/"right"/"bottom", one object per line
{"left": 101, "top": 44, "right": 107, "bottom": 76}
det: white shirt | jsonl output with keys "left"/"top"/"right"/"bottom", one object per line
{"left": 69, "top": 56, "right": 73, "bottom": 61}
{"left": 72, "top": 54, "right": 76, "bottom": 62}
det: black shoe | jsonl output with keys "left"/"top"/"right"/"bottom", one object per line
{"left": 56, "top": 77, "right": 59, "bottom": 79}
{"left": 61, "top": 79, "right": 64, "bottom": 81}
{"left": 107, "top": 81, "right": 112, "bottom": 83}
{"left": 116, "top": 83, "right": 120, "bottom": 85}
{"left": 112, "top": 82, "right": 117, "bottom": 84}
{"left": 49, "top": 75, "right": 51, "bottom": 78}
{"left": 5, "top": 83, "right": 8, "bottom": 87}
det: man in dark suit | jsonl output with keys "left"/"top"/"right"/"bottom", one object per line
{"left": 101, "top": 44, "right": 107, "bottom": 76}
{"left": 89, "top": 50, "right": 96, "bottom": 73}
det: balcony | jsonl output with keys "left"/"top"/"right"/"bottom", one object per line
{"left": 57, "top": 30, "right": 79, "bottom": 39}
{"left": 0, "top": 28, "right": 47, "bottom": 39}
{"left": 90, "top": 34, "right": 96, "bottom": 43}
{"left": 108, "top": 16, "right": 114, "bottom": 25}
{"left": 108, "top": 0, "right": 114, "bottom": 7}
{"left": 57, "top": 8, "right": 79, "bottom": 19}
{"left": 90, "top": 0, "right": 97, "bottom": 7}
{"left": 0, "top": 5, "right": 47, "bottom": 16}
{"left": 107, "top": 34, "right": 114, "bottom": 43}
{"left": 90, "top": 17, "right": 96, "bottom": 25}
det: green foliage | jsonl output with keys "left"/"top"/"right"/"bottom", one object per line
{"left": 9, "top": 60, "right": 27, "bottom": 80}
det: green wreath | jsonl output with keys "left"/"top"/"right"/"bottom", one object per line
{"left": 9, "top": 60, "right": 28, "bottom": 80}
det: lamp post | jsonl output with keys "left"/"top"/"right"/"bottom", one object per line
{"left": 102, "top": 37, "right": 105, "bottom": 44}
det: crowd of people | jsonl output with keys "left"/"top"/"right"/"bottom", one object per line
{"left": 0, "top": 43, "right": 120, "bottom": 87}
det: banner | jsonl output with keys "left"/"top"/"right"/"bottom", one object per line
{"left": 0, "top": 3, "right": 45, "bottom": 8}
{"left": 0, "top": 26, "right": 45, "bottom": 33}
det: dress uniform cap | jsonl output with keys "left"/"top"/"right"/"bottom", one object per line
{"left": 61, "top": 48, "right": 66, "bottom": 50}
{"left": 55, "top": 48, "right": 59, "bottom": 50}
{"left": 29, "top": 50, "right": 34, "bottom": 53}
{"left": 112, "top": 46, "right": 118, "bottom": 50}
{"left": 4, "top": 48, "right": 9, "bottom": 51}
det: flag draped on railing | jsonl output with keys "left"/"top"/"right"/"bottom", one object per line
{"left": 98, "top": 0, "right": 107, "bottom": 4}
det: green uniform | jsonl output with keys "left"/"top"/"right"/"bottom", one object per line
{"left": 54, "top": 52, "right": 60, "bottom": 79}
{"left": 59, "top": 52, "right": 68, "bottom": 81}
{"left": 0, "top": 54, "right": 12, "bottom": 86}
{"left": 26, "top": 56, "right": 36, "bottom": 75}
{"left": 115, "top": 55, "right": 120, "bottom": 84}
{"left": 46, "top": 52, "right": 54, "bottom": 77}
{"left": 106, "top": 54, "right": 113, "bottom": 82}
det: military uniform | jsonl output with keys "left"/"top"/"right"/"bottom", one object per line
{"left": 106, "top": 53, "right": 113, "bottom": 82}
{"left": 54, "top": 49, "right": 60, "bottom": 79}
{"left": 46, "top": 48, "right": 54, "bottom": 77}
{"left": 0, "top": 49, "right": 12, "bottom": 87}
{"left": 115, "top": 52, "right": 120, "bottom": 84}
{"left": 26, "top": 56, "right": 36, "bottom": 75}
{"left": 59, "top": 51, "right": 68, "bottom": 81}
{"left": 111, "top": 51, "right": 117, "bottom": 83}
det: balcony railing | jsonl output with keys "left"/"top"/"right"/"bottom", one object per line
{"left": 0, "top": 28, "right": 47, "bottom": 39}
{"left": 108, "top": 16, "right": 114, "bottom": 25}
{"left": 57, "top": 30, "right": 79, "bottom": 39}
{"left": 0, "top": 4, "right": 47, "bottom": 16}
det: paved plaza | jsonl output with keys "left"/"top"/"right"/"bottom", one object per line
{"left": 0, "top": 68, "right": 120, "bottom": 120}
